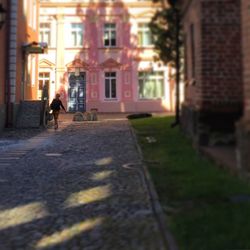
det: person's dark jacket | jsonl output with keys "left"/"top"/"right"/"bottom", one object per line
{"left": 50, "top": 99, "right": 65, "bottom": 111}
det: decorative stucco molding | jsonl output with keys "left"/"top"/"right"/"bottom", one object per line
{"left": 99, "top": 58, "right": 122, "bottom": 69}
{"left": 66, "top": 59, "right": 90, "bottom": 70}
{"left": 39, "top": 59, "right": 55, "bottom": 68}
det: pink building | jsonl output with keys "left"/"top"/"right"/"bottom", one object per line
{"left": 39, "top": 0, "right": 175, "bottom": 113}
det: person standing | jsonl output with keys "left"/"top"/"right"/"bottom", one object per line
{"left": 50, "top": 93, "right": 66, "bottom": 129}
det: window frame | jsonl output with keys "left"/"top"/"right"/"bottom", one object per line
{"left": 104, "top": 23, "right": 116, "bottom": 48}
{"left": 104, "top": 72, "right": 117, "bottom": 100}
{"left": 137, "top": 23, "right": 153, "bottom": 47}
{"left": 138, "top": 71, "right": 165, "bottom": 100}
{"left": 38, "top": 72, "right": 50, "bottom": 100}
{"left": 39, "top": 23, "right": 51, "bottom": 47}
{"left": 69, "top": 23, "right": 84, "bottom": 47}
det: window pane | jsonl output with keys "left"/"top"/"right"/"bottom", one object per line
{"left": 139, "top": 79, "right": 144, "bottom": 98}
{"left": 111, "top": 39, "right": 116, "bottom": 46}
{"left": 78, "top": 31, "right": 83, "bottom": 45}
{"left": 144, "top": 31, "right": 152, "bottom": 45}
{"left": 40, "top": 23, "right": 51, "bottom": 46}
{"left": 111, "top": 79, "right": 116, "bottom": 98}
{"left": 138, "top": 71, "right": 164, "bottom": 99}
{"left": 138, "top": 23, "right": 152, "bottom": 46}
{"left": 70, "top": 23, "right": 83, "bottom": 47}
{"left": 105, "top": 79, "right": 110, "bottom": 98}
{"left": 138, "top": 32, "right": 143, "bottom": 46}
{"left": 104, "top": 23, "right": 116, "bottom": 47}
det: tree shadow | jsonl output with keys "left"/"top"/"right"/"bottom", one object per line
{"left": 0, "top": 120, "right": 160, "bottom": 249}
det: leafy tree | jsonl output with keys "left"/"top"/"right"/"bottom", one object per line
{"left": 149, "top": 0, "right": 183, "bottom": 125}
{"left": 149, "top": 0, "right": 183, "bottom": 66}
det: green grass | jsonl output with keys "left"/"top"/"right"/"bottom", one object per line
{"left": 131, "top": 116, "right": 250, "bottom": 250}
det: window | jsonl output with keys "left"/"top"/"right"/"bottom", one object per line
{"left": 38, "top": 72, "right": 50, "bottom": 100}
{"left": 70, "top": 23, "right": 83, "bottom": 47}
{"left": 138, "top": 71, "right": 164, "bottom": 99}
{"left": 104, "top": 23, "right": 116, "bottom": 47}
{"left": 39, "top": 23, "right": 51, "bottom": 46}
{"left": 105, "top": 72, "right": 117, "bottom": 99}
{"left": 138, "top": 23, "right": 153, "bottom": 46}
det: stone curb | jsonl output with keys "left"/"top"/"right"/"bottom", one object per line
{"left": 129, "top": 124, "right": 179, "bottom": 250}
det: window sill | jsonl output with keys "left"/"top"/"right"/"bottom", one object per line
{"left": 138, "top": 98, "right": 164, "bottom": 101}
{"left": 65, "top": 46, "right": 89, "bottom": 49}
{"left": 104, "top": 98, "right": 118, "bottom": 102}
{"left": 99, "top": 47, "right": 123, "bottom": 50}
{"left": 138, "top": 45, "right": 154, "bottom": 49}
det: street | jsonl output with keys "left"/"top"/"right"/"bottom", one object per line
{"left": 0, "top": 114, "right": 166, "bottom": 250}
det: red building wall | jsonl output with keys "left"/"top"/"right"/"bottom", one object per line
{"left": 241, "top": 0, "right": 250, "bottom": 121}
{"left": 181, "top": 0, "right": 243, "bottom": 145}
{"left": 236, "top": 0, "right": 250, "bottom": 172}
{"left": 199, "top": 0, "right": 242, "bottom": 111}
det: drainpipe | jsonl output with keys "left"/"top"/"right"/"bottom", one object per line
{"left": 6, "top": 0, "right": 18, "bottom": 127}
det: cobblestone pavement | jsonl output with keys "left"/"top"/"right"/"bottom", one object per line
{"left": 0, "top": 115, "right": 166, "bottom": 250}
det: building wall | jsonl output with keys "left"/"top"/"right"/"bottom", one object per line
{"left": 39, "top": 0, "right": 174, "bottom": 113}
{"left": 0, "top": 0, "right": 7, "bottom": 130}
{"left": 241, "top": 0, "right": 250, "bottom": 121}
{"left": 182, "top": 0, "right": 201, "bottom": 108}
{"left": 199, "top": 0, "right": 242, "bottom": 111}
{"left": 18, "top": 0, "right": 39, "bottom": 101}
{"left": 236, "top": 0, "right": 250, "bottom": 172}
{"left": 181, "top": 0, "right": 243, "bottom": 145}
{"left": 2, "top": 0, "right": 40, "bottom": 128}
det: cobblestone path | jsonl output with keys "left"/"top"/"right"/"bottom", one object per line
{"left": 0, "top": 118, "right": 166, "bottom": 250}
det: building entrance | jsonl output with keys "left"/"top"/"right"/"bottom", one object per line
{"left": 68, "top": 72, "right": 86, "bottom": 112}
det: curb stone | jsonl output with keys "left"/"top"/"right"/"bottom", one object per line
{"left": 129, "top": 124, "right": 179, "bottom": 250}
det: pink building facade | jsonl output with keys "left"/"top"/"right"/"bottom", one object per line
{"left": 39, "top": 0, "right": 175, "bottom": 113}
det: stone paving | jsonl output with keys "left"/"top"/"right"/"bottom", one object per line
{"left": 0, "top": 115, "right": 166, "bottom": 250}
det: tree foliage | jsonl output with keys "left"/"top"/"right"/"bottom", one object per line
{"left": 149, "top": 2, "right": 183, "bottom": 66}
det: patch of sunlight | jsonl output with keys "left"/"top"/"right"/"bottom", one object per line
{"left": 0, "top": 202, "right": 48, "bottom": 230}
{"left": 64, "top": 185, "right": 111, "bottom": 208}
{"left": 45, "top": 153, "right": 62, "bottom": 157}
{"left": 145, "top": 136, "right": 157, "bottom": 143}
{"left": 35, "top": 217, "right": 103, "bottom": 249}
{"left": 90, "top": 170, "right": 114, "bottom": 181}
{"left": 95, "top": 157, "right": 113, "bottom": 166}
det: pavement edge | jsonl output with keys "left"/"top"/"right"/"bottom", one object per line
{"left": 129, "top": 124, "right": 179, "bottom": 250}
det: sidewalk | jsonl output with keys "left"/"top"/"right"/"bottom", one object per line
{"left": 0, "top": 114, "right": 167, "bottom": 250}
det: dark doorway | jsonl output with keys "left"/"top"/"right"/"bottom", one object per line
{"left": 68, "top": 72, "right": 86, "bottom": 112}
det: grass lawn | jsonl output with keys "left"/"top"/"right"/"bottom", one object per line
{"left": 131, "top": 116, "right": 250, "bottom": 250}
